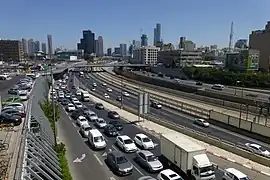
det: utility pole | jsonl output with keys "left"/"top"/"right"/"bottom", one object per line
{"left": 50, "top": 63, "right": 57, "bottom": 145}
{"left": 120, "top": 77, "right": 123, "bottom": 109}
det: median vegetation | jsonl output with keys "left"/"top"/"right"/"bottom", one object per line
{"left": 40, "top": 100, "right": 73, "bottom": 180}
{"left": 183, "top": 67, "right": 270, "bottom": 88}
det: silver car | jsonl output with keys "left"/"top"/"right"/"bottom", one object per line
{"left": 136, "top": 150, "right": 163, "bottom": 172}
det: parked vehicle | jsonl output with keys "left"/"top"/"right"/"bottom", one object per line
{"left": 79, "top": 124, "right": 92, "bottom": 137}
{"left": 160, "top": 133, "right": 216, "bottom": 180}
{"left": 0, "top": 113, "right": 22, "bottom": 126}
{"left": 66, "top": 103, "right": 76, "bottom": 112}
{"left": 134, "top": 133, "right": 155, "bottom": 150}
{"left": 116, "top": 135, "right": 137, "bottom": 153}
{"left": 88, "top": 129, "right": 106, "bottom": 150}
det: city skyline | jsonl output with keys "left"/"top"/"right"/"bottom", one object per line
{"left": 0, "top": 0, "right": 269, "bottom": 49}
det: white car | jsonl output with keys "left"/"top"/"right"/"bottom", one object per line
{"left": 79, "top": 124, "right": 92, "bottom": 137}
{"left": 157, "top": 169, "right": 183, "bottom": 180}
{"left": 61, "top": 85, "right": 66, "bottom": 89}
{"left": 245, "top": 143, "right": 270, "bottom": 157}
{"left": 194, "top": 118, "right": 209, "bottom": 127}
{"left": 106, "top": 88, "right": 112, "bottom": 92}
{"left": 74, "top": 101, "right": 83, "bottom": 108}
{"left": 66, "top": 103, "right": 76, "bottom": 112}
{"left": 87, "top": 111, "right": 98, "bottom": 121}
{"left": 76, "top": 116, "right": 89, "bottom": 127}
{"left": 102, "top": 83, "right": 107, "bottom": 86}
{"left": 18, "top": 90, "right": 29, "bottom": 101}
{"left": 93, "top": 83, "right": 97, "bottom": 87}
{"left": 91, "top": 88, "right": 96, "bottom": 91}
{"left": 222, "top": 168, "right": 250, "bottom": 180}
{"left": 95, "top": 118, "right": 107, "bottom": 128}
{"left": 58, "top": 93, "right": 64, "bottom": 98}
{"left": 122, "top": 91, "right": 130, "bottom": 97}
{"left": 72, "top": 99, "right": 80, "bottom": 104}
{"left": 104, "top": 93, "right": 110, "bottom": 98}
{"left": 134, "top": 133, "right": 155, "bottom": 150}
{"left": 76, "top": 90, "right": 82, "bottom": 96}
{"left": 71, "top": 97, "right": 78, "bottom": 102}
{"left": 116, "top": 135, "right": 137, "bottom": 153}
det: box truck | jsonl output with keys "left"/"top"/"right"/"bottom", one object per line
{"left": 160, "top": 133, "right": 216, "bottom": 180}
{"left": 81, "top": 90, "right": 90, "bottom": 102}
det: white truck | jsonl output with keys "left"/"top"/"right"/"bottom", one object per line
{"left": 160, "top": 133, "right": 216, "bottom": 180}
{"left": 81, "top": 90, "right": 90, "bottom": 102}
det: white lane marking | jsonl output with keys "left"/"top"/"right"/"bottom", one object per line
{"left": 109, "top": 177, "right": 116, "bottom": 180}
{"left": 112, "top": 145, "right": 118, "bottom": 151}
{"left": 68, "top": 117, "right": 72, "bottom": 121}
{"left": 72, "top": 122, "right": 76, "bottom": 127}
{"left": 94, "top": 153, "right": 103, "bottom": 165}
{"left": 65, "top": 111, "right": 68, "bottom": 115}
{"left": 76, "top": 130, "right": 81, "bottom": 136}
{"left": 133, "top": 164, "right": 144, "bottom": 176}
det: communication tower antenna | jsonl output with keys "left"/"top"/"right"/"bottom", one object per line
{"left": 228, "top": 21, "right": 234, "bottom": 52}
{"left": 140, "top": 28, "right": 143, "bottom": 36}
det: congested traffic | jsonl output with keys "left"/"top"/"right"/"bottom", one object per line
{"left": 51, "top": 72, "right": 252, "bottom": 180}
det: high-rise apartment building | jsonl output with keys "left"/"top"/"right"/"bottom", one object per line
{"left": 47, "top": 34, "right": 53, "bottom": 58}
{"left": 132, "top": 46, "right": 160, "bottom": 65}
{"left": 141, "top": 34, "right": 148, "bottom": 47}
{"left": 0, "top": 40, "right": 23, "bottom": 61}
{"left": 154, "top": 23, "right": 161, "bottom": 45}
{"left": 35, "top": 41, "right": 40, "bottom": 52}
{"left": 114, "top": 47, "right": 120, "bottom": 55}
{"left": 107, "top": 48, "right": 112, "bottom": 56}
{"left": 42, "top": 43, "right": 47, "bottom": 53}
{"left": 119, "top": 43, "right": 127, "bottom": 56}
{"left": 96, "top": 36, "right": 104, "bottom": 57}
{"left": 77, "top": 30, "right": 95, "bottom": 56}
{"left": 22, "top": 38, "right": 28, "bottom": 54}
{"left": 184, "top": 40, "right": 196, "bottom": 51}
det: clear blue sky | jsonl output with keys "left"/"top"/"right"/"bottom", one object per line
{"left": 0, "top": 0, "right": 269, "bottom": 50}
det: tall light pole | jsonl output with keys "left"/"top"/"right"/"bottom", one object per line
{"left": 50, "top": 63, "right": 57, "bottom": 145}
{"left": 120, "top": 77, "right": 124, "bottom": 109}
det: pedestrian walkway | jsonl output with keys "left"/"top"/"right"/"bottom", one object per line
{"left": 86, "top": 90, "right": 270, "bottom": 177}
{"left": 99, "top": 73, "right": 268, "bottom": 126}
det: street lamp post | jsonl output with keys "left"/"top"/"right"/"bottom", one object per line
{"left": 50, "top": 63, "right": 57, "bottom": 145}
{"left": 120, "top": 78, "right": 124, "bottom": 109}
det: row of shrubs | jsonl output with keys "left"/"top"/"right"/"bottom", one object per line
{"left": 40, "top": 99, "right": 73, "bottom": 180}
{"left": 183, "top": 67, "right": 270, "bottom": 88}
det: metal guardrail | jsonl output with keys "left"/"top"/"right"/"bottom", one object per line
{"left": 74, "top": 75, "right": 270, "bottom": 168}
{"left": 14, "top": 78, "right": 62, "bottom": 180}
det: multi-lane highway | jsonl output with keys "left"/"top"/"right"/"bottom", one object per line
{"left": 70, "top": 73, "right": 270, "bottom": 180}
{"left": 79, "top": 73, "right": 270, "bottom": 151}
{"left": 134, "top": 71, "right": 270, "bottom": 100}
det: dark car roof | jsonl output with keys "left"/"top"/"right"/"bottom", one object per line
{"left": 109, "top": 151, "right": 124, "bottom": 158}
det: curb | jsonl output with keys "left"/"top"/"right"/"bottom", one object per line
{"left": 206, "top": 151, "right": 270, "bottom": 177}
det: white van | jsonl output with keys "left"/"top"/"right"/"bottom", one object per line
{"left": 88, "top": 129, "right": 106, "bottom": 150}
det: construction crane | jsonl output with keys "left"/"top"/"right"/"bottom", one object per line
{"left": 228, "top": 21, "right": 234, "bottom": 52}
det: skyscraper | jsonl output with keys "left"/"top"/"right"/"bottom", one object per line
{"left": 22, "top": 38, "right": 28, "bottom": 54}
{"left": 35, "top": 41, "right": 40, "bottom": 52}
{"left": 96, "top": 36, "right": 104, "bottom": 57}
{"left": 141, "top": 34, "right": 148, "bottom": 47}
{"left": 107, "top": 48, "right": 112, "bottom": 56}
{"left": 77, "top": 30, "right": 95, "bottom": 55}
{"left": 47, "top": 34, "right": 53, "bottom": 58}
{"left": 154, "top": 23, "right": 161, "bottom": 45}
{"left": 27, "top": 39, "right": 35, "bottom": 54}
{"left": 42, "top": 43, "right": 47, "bottom": 53}
{"left": 179, "top": 37, "right": 186, "bottom": 49}
{"left": 120, "top": 44, "right": 127, "bottom": 56}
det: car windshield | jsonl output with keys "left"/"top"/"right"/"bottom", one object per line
{"left": 94, "top": 136, "right": 104, "bottom": 142}
{"left": 75, "top": 102, "right": 81, "bottom": 105}
{"left": 116, "top": 156, "right": 128, "bottom": 164}
{"left": 80, "top": 119, "right": 87, "bottom": 122}
{"left": 20, "top": 93, "right": 27, "bottom": 96}
{"left": 90, "top": 114, "right": 96, "bottom": 117}
{"left": 124, "top": 139, "right": 133, "bottom": 144}
{"left": 142, "top": 137, "right": 151, "bottom": 142}
{"left": 99, "top": 119, "right": 105, "bottom": 123}
{"left": 84, "top": 127, "right": 91, "bottom": 131}
{"left": 200, "top": 166, "right": 214, "bottom": 174}
{"left": 240, "top": 177, "right": 250, "bottom": 180}
{"left": 147, "top": 155, "right": 158, "bottom": 162}
{"left": 68, "top": 105, "right": 74, "bottom": 107}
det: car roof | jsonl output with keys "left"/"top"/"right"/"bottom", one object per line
{"left": 160, "top": 169, "right": 180, "bottom": 178}
{"left": 82, "top": 124, "right": 91, "bottom": 128}
{"left": 119, "top": 135, "right": 131, "bottom": 140}
{"left": 109, "top": 151, "right": 124, "bottom": 157}
{"left": 89, "top": 129, "right": 103, "bottom": 136}
{"left": 136, "top": 133, "right": 148, "bottom": 138}
{"left": 225, "top": 168, "right": 247, "bottom": 178}
{"left": 139, "top": 150, "right": 154, "bottom": 156}
{"left": 68, "top": 103, "right": 74, "bottom": 106}
{"left": 249, "top": 143, "right": 261, "bottom": 148}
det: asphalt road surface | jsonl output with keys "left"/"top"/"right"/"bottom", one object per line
{"left": 72, "top": 73, "right": 270, "bottom": 180}
{"left": 79, "top": 73, "right": 270, "bottom": 151}
{"left": 134, "top": 71, "right": 270, "bottom": 101}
